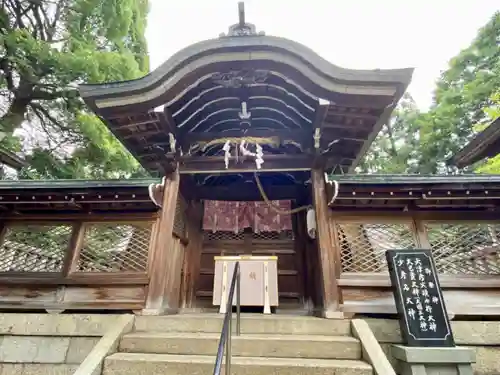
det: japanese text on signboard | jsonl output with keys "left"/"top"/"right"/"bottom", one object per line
{"left": 386, "top": 250, "right": 454, "bottom": 347}
{"left": 398, "top": 257, "right": 438, "bottom": 333}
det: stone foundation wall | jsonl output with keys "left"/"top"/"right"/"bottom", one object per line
{"left": 365, "top": 318, "right": 500, "bottom": 375}
{"left": 0, "top": 314, "right": 498, "bottom": 375}
{"left": 0, "top": 314, "right": 121, "bottom": 375}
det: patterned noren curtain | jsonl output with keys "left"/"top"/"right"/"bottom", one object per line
{"left": 202, "top": 200, "right": 292, "bottom": 233}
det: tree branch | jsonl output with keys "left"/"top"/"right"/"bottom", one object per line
{"left": 30, "top": 86, "right": 77, "bottom": 101}
{"left": 29, "top": 101, "right": 81, "bottom": 138}
{"left": 0, "top": 57, "right": 15, "bottom": 90}
{"left": 384, "top": 122, "right": 399, "bottom": 158}
{"left": 7, "top": 0, "right": 26, "bottom": 29}
{"left": 29, "top": 101, "right": 60, "bottom": 129}
{"left": 46, "top": 0, "right": 63, "bottom": 40}
{"left": 31, "top": 3, "right": 46, "bottom": 40}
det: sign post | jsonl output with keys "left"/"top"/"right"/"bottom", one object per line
{"left": 386, "top": 249, "right": 475, "bottom": 375}
{"left": 386, "top": 249, "right": 454, "bottom": 347}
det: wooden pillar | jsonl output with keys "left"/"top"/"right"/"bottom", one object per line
{"left": 295, "top": 209, "right": 312, "bottom": 310}
{"left": 311, "top": 169, "right": 341, "bottom": 318}
{"left": 181, "top": 201, "right": 204, "bottom": 309}
{"left": 143, "top": 170, "right": 181, "bottom": 315}
{"left": 414, "top": 220, "right": 432, "bottom": 248}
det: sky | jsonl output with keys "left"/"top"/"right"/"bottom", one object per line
{"left": 145, "top": 0, "right": 499, "bottom": 111}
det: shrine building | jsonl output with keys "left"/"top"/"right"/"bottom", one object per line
{"left": 0, "top": 2, "right": 498, "bottom": 319}
{"left": 0, "top": 4, "right": 500, "bottom": 374}
{"left": 76, "top": 3, "right": 415, "bottom": 316}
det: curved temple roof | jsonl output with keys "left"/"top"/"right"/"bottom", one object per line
{"left": 79, "top": 3, "right": 414, "bottom": 176}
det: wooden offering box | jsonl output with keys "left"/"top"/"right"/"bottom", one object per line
{"left": 213, "top": 255, "right": 278, "bottom": 314}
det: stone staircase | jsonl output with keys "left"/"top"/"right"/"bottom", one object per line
{"left": 102, "top": 314, "right": 373, "bottom": 375}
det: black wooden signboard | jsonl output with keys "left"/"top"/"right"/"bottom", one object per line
{"left": 386, "top": 249, "right": 455, "bottom": 347}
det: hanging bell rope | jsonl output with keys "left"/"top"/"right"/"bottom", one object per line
{"left": 254, "top": 172, "right": 340, "bottom": 215}
{"left": 254, "top": 172, "right": 310, "bottom": 215}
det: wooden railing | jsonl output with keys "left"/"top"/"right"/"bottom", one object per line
{"left": 0, "top": 218, "right": 155, "bottom": 275}
{"left": 213, "top": 262, "right": 241, "bottom": 375}
{"left": 334, "top": 218, "right": 500, "bottom": 276}
{"left": 0, "top": 214, "right": 157, "bottom": 311}
{"left": 332, "top": 214, "right": 500, "bottom": 316}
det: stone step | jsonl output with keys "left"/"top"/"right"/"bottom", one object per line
{"left": 120, "top": 332, "right": 361, "bottom": 359}
{"left": 0, "top": 363, "right": 78, "bottom": 375}
{"left": 135, "top": 314, "right": 352, "bottom": 336}
{"left": 0, "top": 313, "right": 120, "bottom": 336}
{"left": 103, "top": 353, "right": 373, "bottom": 375}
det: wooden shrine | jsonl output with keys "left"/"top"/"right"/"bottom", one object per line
{"left": 74, "top": 2, "right": 412, "bottom": 317}
{"left": 0, "top": 3, "right": 499, "bottom": 319}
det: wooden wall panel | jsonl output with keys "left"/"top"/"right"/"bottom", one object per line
{"left": 0, "top": 286, "right": 58, "bottom": 303}
{"left": 0, "top": 284, "right": 146, "bottom": 310}
{"left": 278, "top": 274, "right": 300, "bottom": 294}
{"left": 275, "top": 254, "right": 297, "bottom": 270}
{"left": 196, "top": 273, "right": 214, "bottom": 295}
{"left": 62, "top": 285, "right": 145, "bottom": 305}
{"left": 340, "top": 286, "right": 500, "bottom": 316}
{"left": 200, "top": 253, "right": 216, "bottom": 270}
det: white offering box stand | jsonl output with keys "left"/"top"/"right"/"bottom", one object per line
{"left": 213, "top": 255, "right": 279, "bottom": 314}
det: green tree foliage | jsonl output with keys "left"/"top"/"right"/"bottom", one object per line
{"left": 357, "top": 93, "right": 422, "bottom": 174}
{"left": 360, "top": 11, "right": 500, "bottom": 175}
{"left": 475, "top": 92, "right": 500, "bottom": 173}
{"left": 418, "top": 11, "right": 500, "bottom": 174}
{"left": 0, "top": 0, "right": 150, "bottom": 179}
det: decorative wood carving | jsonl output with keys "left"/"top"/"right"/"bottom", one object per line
{"left": 211, "top": 69, "right": 269, "bottom": 88}
{"left": 219, "top": 2, "right": 264, "bottom": 37}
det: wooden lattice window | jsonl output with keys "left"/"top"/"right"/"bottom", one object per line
{"left": 204, "top": 230, "right": 294, "bottom": 242}
{"left": 424, "top": 222, "right": 500, "bottom": 275}
{"left": 337, "top": 222, "right": 417, "bottom": 273}
{"left": 0, "top": 223, "right": 72, "bottom": 273}
{"left": 74, "top": 222, "right": 153, "bottom": 273}
{"left": 204, "top": 231, "right": 245, "bottom": 242}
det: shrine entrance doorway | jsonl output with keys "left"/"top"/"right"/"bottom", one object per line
{"left": 191, "top": 171, "right": 322, "bottom": 314}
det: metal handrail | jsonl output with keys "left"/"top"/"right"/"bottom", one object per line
{"left": 213, "top": 261, "right": 241, "bottom": 375}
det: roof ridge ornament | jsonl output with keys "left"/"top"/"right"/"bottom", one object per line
{"left": 219, "top": 2, "right": 265, "bottom": 38}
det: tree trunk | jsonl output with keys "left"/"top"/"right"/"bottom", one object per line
{"left": 0, "top": 98, "right": 29, "bottom": 132}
